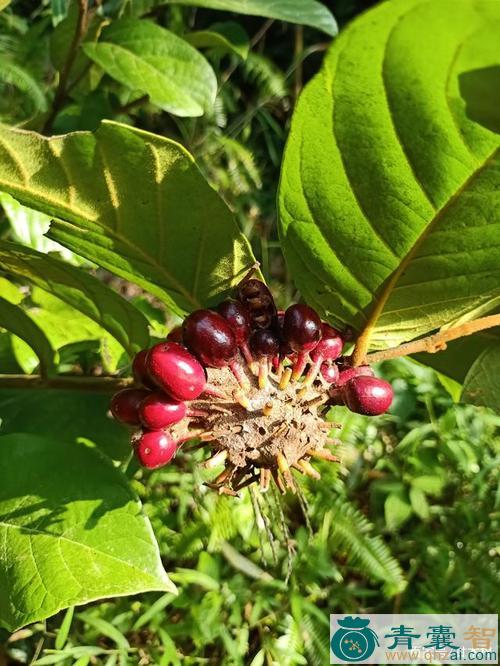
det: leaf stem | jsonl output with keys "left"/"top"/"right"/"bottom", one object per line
{"left": 0, "top": 374, "right": 133, "bottom": 392}
{"left": 365, "top": 314, "right": 500, "bottom": 365}
{"left": 43, "top": 0, "right": 90, "bottom": 133}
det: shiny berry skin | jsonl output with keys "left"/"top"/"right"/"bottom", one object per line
{"left": 336, "top": 365, "right": 374, "bottom": 386}
{"left": 217, "top": 300, "right": 251, "bottom": 344}
{"left": 110, "top": 388, "right": 150, "bottom": 425}
{"left": 167, "top": 326, "right": 183, "bottom": 343}
{"left": 343, "top": 376, "right": 394, "bottom": 416}
{"left": 320, "top": 362, "right": 339, "bottom": 384}
{"left": 282, "top": 304, "right": 322, "bottom": 353}
{"left": 147, "top": 342, "right": 206, "bottom": 401}
{"left": 249, "top": 329, "right": 280, "bottom": 358}
{"left": 183, "top": 309, "right": 237, "bottom": 368}
{"left": 310, "top": 324, "right": 343, "bottom": 362}
{"left": 132, "top": 349, "right": 156, "bottom": 389}
{"left": 237, "top": 278, "right": 277, "bottom": 329}
{"left": 139, "top": 392, "right": 187, "bottom": 430}
{"left": 134, "top": 430, "right": 177, "bottom": 469}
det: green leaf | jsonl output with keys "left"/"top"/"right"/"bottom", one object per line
{"left": 0, "top": 389, "right": 130, "bottom": 460}
{"left": 0, "top": 121, "right": 257, "bottom": 315}
{"left": 185, "top": 21, "right": 249, "bottom": 59}
{"left": 50, "top": 0, "right": 69, "bottom": 26}
{"left": 409, "top": 486, "right": 430, "bottom": 521}
{"left": 0, "top": 0, "right": 11, "bottom": 10}
{"left": 166, "top": 0, "right": 337, "bottom": 36}
{"left": 414, "top": 329, "right": 500, "bottom": 411}
{"left": 0, "top": 297, "right": 56, "bottom": 376}
{"left": 384, "top": 493, "right": 412, "bottom": 530}
{"left": 411, "top": 475, "right": 445, "bottom": 496}
{"left": 0, "top": 241, "right": 150, "bottom": 357}
{"left": 0, "top": 433, "right": 175, "bottom": 631}
{"left": 461, "top": 340, "right": 500, "bottom": 411}
{"left": 83, "top": 19, "right": 217, "bottom": 117}
{"left": 279, "top": 0, "right": 500, "bottom": 350}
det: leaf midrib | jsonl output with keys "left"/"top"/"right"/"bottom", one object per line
{"left": 0, "top": 519, "right": 168, "bottom": 585}
{"left": 357, "top": 148, "right": 499, "bottom": 347}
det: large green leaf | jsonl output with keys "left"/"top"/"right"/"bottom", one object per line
{"left": 0, "top": 121, "right": 257, "bottom": 315}
{"left": 166, "top": 0, "right": 337, "bottom": 36}
{"left": 83, "top": 20, "right": 217, "bottom": 117}
{"left": 279, "top": 0, "right": 500, "bottom": 351}
{"left": 0, "top": 389, "right": 129, "bottom": 460}
{"left": 0, "top": 241, "right": 150, "bottom": 357}
{"left": 0, "top": 297, "right": 56, "bottom": 376}
{"left": 0, "top": 433, "right": 175, "bottom": 631}
{"left": 185, "top": 21, "right": 249, "bottom": 59}
{"left": 414, "top": 330, "right": 500, "bottom": 412}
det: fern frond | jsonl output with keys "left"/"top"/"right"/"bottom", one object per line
{"left": 0, "top": 56, "right": 47, "bottom": 113}
{"left": 242, "top": 52, "right": 287, "bottom": 101}
{"left": 327, "top": 499, "right": 406, "bottom": 597}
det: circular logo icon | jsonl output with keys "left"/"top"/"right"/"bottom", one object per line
{"left": 331, "top": 617, "right": 379, "bottom": 662}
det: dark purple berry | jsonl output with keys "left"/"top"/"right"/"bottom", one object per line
{"left": 133, "top": 430, "right": 177, "bottom": 469}
{"left": 310, "top": 323, "right": 343, "bottom": 362}
{"left": 249, "top": 329, "right": 280, "bottom": 358}
{"left": 139, "top": 392, "right": 187, "bottom": 430}
{"left": 167, "top": 326, "right": 183, "bottom": 343}
{"left": 237, "top": 278, "right": 277, "bottom": 330}
{"left": 147, "top": 342, "right": 206, "bottom": 401}
{"left": 110, "top": 388, "right": 150, "bottom": 425}
{"left": 343, "top": 376, "right": 394, "bottom": 416}
{"left": 183, "top": 309, "right": 237, "bottom": 368}
{"left": 217, "top": 300, "right": 251, "bottom": 344}
{"left": 282, "top": 304, "right": 322, "bottom": 353}
{"left": 132, "top": 349, "right": 156, "bottom": 389}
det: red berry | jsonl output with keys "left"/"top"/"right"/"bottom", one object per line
{"left": 110, "top": 388, "right": 150, "bottom": 425}
{"left": 336, "top": 365, "right": 374, "bottom": 386}
{"left": 320, "top": 362, "right": 339, "bottom": 384}
{"left": 249, "top": 329, "right": 280, "bottom": 358}
{"left": 147, "top": 342, "right": 206, "bottom": 401}
{"left": 139, "top": 392, "right": 187, "bottom": 430}
{"left": 132, "top": 349, "right": 156, "bottom": 389}
{"left": 183, "top": 309, "right": 236, "bottom": 368}
{"left": 282, "top": 304, "right": 322, "bottom": 353}
{"left": 343, "top": 376, "right": 394, "bottom": 416}
{"left": 133, "top": 430, "right": 177, "bottom": 469}
{"left": 310, "top": 324, "right": 343, "bottom": 362}
{"left": 237, "top": 278, "right": 277, "bottom": 330}
{"left": 167, "top": 326, "right": 183, "bottom": 343}
{"left": 217, "top": 300, "right": 251, "bottom": 344}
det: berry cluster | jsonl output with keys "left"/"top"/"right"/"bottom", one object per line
{"left": 110, "top": 272, "right": 393, "bottom": 494}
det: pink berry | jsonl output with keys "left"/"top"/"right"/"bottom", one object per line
{"left": 147, "top": 341, "right": 206, "bottom": 401}
{"left": 110, "top": 388, "right": 150, "bottom": 425}
{"left": 133, "top": 430, "right": 177, "bottom": 469}
{"left": 139, "top": 392, "right": 187, "bottom": 430}
{"left": 343, "top": 376, "right": 394, "bottom": 416}
{"left": 183, "top": 309, "right": 237, "bottom": 368}
{"left": 320, "top": 362, "right": 339, "bottom": 384}
{"left": 310, "top": 324, "right": 343, "bottom": 362}
{"left": 132, "top": 349, "right": 156, "bottom": 389}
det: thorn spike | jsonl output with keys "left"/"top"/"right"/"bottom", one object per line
{"left": 260, "top": 468, "right": 271, "bottom": 492}
{"left": 291, "top": 352, "right": 308, "bottom": 382}
{"left": 279, "top": 367, "right": 292, "bottom": 391}
{"left": 258, "top": 357, "right": 268, "bottom": 389}
{"left": 307, "top": 448, "right": 340, "bottom": 462}
{"left": 262, "top": 401, "right": 273, "bottom": 417}
{"left": 296, "top": 459, "right": 321, "bottom": 479}
{"left": 203, "top": 449, "right": 228, "bottom": 469}
{"left": 233, "top": 389, "right": 251, "bottom": 410}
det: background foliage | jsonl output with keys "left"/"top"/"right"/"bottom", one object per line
{"left": 0, "top": 0, "right": 499, "bottom": 663}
